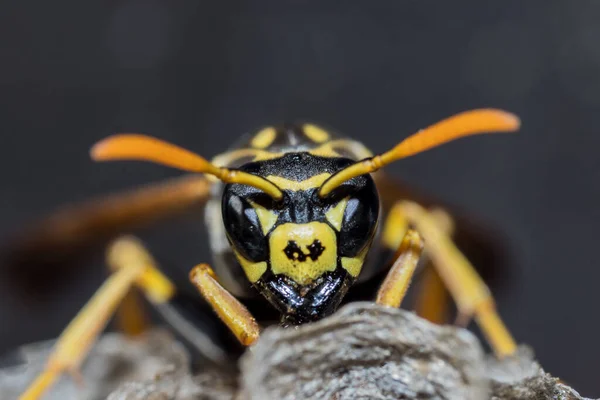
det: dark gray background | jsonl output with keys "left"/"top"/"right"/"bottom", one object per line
{"left": 1, "top": 0, "right": 599, "bottom": 396}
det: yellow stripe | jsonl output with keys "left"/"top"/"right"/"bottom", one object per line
{"left": 233, "top": 249, "right": 268, "bottom": 283}
{"left": 251, "top": 127, "right": 277, "bottom": 149}
{"left": 211, "top": 148, "right": 276, "bottom": 167}
{"left": 310, "top": 139, "right": 374, "bottom": 160}
{"left": 249, "top": 199, "right": 278, "bottom": 234}
{"left": 266, "top": 173, "right": 331, "bottom": 191}
{"left": 341, "top": 244, "right": 370, "bottom": 277}
{"left": 325, "top": 197, "right": 348, "bottom": 231}
{"left": 303, "top": 124, "right": 330, "bottom": 143}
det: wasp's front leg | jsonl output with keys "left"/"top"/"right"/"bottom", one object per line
{"left": 385, "top": 200, "right": 517, "bottom": 358}
{"left": 376, "top": 229, "right": 425, "bottom": 308}
{"left": 189, "top": 264, "right": 260, "bottom": 347}
{"left": 382, "top": 204, "right": 452, "bottom": 324}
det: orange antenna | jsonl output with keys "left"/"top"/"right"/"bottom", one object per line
{"left": 91, "top": 134, "right": 284, "bottom": 200}
{"left": 319, "top": 109, "right": 520, "bottom": 197}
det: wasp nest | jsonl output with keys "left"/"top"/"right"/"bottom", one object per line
{"left": 0, "top": 303, "right": 593, "bottom": 400}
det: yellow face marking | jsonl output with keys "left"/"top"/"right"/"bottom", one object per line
{"left": 325, "top": 197, "right": 349, "bottom": 231}
{"left": 233, "top": 249, "right": 268, "bottom": 283}
{"left": 269, "top": 222, "right": 337, "bottom": 285}
{"left": 303, "top": 124, "right": 330, "bottom": 143}
{"left": 266, "top": 173, "right": 331, "bottom": 191}
{"left": 341, "top": 243, "right": 370, "bottom": 277}
{"left": 251, "top": 127, "right": 277, "bottom": 149}
{"left": 249, "top": 200, "right": 278, "bottom": 235}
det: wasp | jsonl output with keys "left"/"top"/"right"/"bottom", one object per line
{"left": 13, "top": 109, "right": 520, "bottom": 400}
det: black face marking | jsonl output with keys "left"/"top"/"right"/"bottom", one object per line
{"left": 283, "top": 240, "right": 325, "bottom": 262}
{"left": 306, "top": 240, "right": 325, "bottom": 260}
{"left": 284, "top": 241, "right": 305, "bottom": 261}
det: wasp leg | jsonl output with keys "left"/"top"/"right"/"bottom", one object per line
{"left": 376, "top": 229, "right": 425, "bottom": 307}
{"left": 382, "top": 205, "right": 451, "bottom": 323}
{"left": 3, "top": 175, "right": 211, "bottom": 295}
{"left": 18, "top": 236, "right": 175, "bottom": 400}
{"left": 389, "top": 200, "right": 517, "bottom": 358}
{"left": 413, "top": 208, "right": 453, "bottom": 324}
{"left": 189, "top": 264, "right": 260, "bottom": 347}
{"left": 413, "top": 265, "right": 449, "bottom": 324}
{"left": 114, "top": 286, "right": 150, "bottom": 337}
{"left": 111, "top": 239, "right": 153, "bottom": 337}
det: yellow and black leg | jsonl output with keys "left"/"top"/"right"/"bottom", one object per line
{"left": 384, "top": 201, "right": 517, "bottom": 358}
{"left": 19, "top": 236, "right": 178, "bottom": 400}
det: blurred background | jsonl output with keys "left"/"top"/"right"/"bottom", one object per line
{"left": 0, "top": 0, "right": 599, "bottom": 396}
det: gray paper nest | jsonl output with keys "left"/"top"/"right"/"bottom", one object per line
{"left": 0, "top": 303, "right": 593, "bottom": 400}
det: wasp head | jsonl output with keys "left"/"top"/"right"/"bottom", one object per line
{"left": 222, "top": 152, "right": 379, "bottom": 324}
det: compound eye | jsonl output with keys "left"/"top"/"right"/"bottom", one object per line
{"left": 222, "top": 193, "right": 269, "bottom": 262}
{"left": 337, "top": 188, "right": 379, "bottom": 258}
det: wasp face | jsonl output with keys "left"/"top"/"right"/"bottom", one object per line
{"left": 222, "top": 153, "right": 379, "bottom": 324}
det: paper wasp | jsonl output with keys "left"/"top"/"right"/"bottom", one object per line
{"left": 7, "top": 109, "right": 520, "bottom": 399}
